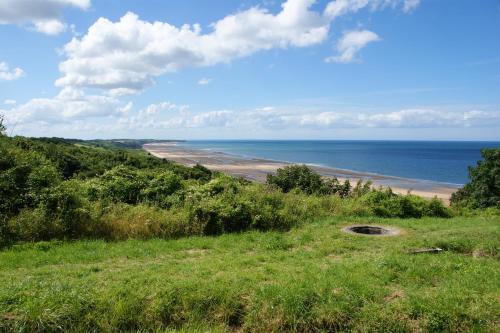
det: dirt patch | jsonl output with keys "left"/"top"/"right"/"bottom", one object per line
{"left": 384, "top": 290, "right": 406, "bottom": 302}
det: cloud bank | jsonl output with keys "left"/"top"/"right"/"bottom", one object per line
{"left": 93, "top": 104, "right": 500, "bottom": 131}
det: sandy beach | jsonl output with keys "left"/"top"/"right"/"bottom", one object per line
{"left": 144, "top": 142, "right": 460, "bottom": 202}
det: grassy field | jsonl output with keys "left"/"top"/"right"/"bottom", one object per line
{"left": 1, "top": 215, "right": 499, "bottom": 332}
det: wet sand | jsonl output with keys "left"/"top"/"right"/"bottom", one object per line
{"left": 144, "top": 142, "right": 460, "bottom": 202}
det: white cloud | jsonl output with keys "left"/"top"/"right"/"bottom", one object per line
{"left": 117, "top": 102, "right": 190, "bottom": 130}
{"left": 263, "top": 109, "right": 500, "bottom": 128}
{"left": 324, "top": 0, "right": 418, "bottom": 19}
{"left": 1, "top": 88, "right": 129, "bottom": 126}
{"left": 403, "top": 0, "right": 420, "bottom": 13}
{"left": 190, "top": 110, "right": 234, "bottom": 127}
{"left": 198, "top": 78, "right": 213, "bottom": 85}
{"left": 33, "top": 19, "right": 67, "bottom": 35}
{"left": 115, "top": 104, "right": 500, "bottom": 132}
{"left": 55, "top": 0, "right": 417, "bottom": 94}
{"left": 4, "top": 99, "right": 17, "bottom": 105}
{"left": 0, "top": 0, "right": 90, "bottom": 35}
{"left": 0, "top": 62, "right": 24, "bottom": 81}
{"left": 56, "top": 1, "right": 329, "bottom": 93}
{"left": 325, "top": 29, "right": 380, "bottom": 63}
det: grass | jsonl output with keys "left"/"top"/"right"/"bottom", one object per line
{"left": 1, "top": 215, "right": 499, "bottom": 332}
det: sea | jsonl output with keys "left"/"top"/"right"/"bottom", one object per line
{"left": 179, "top": 140, "right": 500, "bottom": 186}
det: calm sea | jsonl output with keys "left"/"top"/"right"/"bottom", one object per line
{"left": 180, "top": 141, "right": 500, "bottom": 185}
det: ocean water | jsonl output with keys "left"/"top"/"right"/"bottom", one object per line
{"left": 180, "top": 140, "right": 500, "bottom": 185}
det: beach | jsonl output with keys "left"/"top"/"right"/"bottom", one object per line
{"left": 144, "top": 142, "right": 460, "bottom": 202}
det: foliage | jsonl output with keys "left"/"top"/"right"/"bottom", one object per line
{"left": 0, "top": 134, "right": 462, "bottom": 246}
{"left": 267, "top": 164, "right": 353, "bottom": 197}
{"left": 363, "top": 188, "right": 451, "bottom": 218}
{"left": 451, "top": 148, "right": 500, "bottom": 208}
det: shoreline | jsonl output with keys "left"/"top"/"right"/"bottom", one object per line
{"left": 144, "top": 142, "right": 459, "bottom": 202}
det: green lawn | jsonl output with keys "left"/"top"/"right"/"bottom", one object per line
{"left": 1, "top": 216, "right": 499, "bottom": 332}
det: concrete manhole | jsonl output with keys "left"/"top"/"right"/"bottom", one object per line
{"left": 342, "top": 225, "right": 400, "bottom": 236}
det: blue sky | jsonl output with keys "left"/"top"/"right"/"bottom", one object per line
{"left": 0, "top": 0, "right": 499, "bottom": 140}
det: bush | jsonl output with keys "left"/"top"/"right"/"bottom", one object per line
{"left": 91, "top": 166, "right": 148, "bottom": 204}
{"left": 0, "top": 144, "right": 62, "bottom": 215}
{"left": 141, "top": 171, "right": 184, "bottom": 208}
{"left": 362, "top": 188, "right": 450, "bottom": 218}
{"left": 189, "top": 196, "right": 253, "bottom": 235}
{"left": 186, "top": 163, "right": 213, "bottom": 182}
{"left": 267, "top": 165, "right": 323, "bottom": 194}
{"left": 39, "top": 180, "right": 94, "bottom": 238}
{"left": 451, "top": 149, "right": 500, "bottom": 208}
{"left": 267, "top": 164, "right": 353, "bottom": 197}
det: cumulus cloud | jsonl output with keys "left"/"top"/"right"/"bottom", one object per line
{"left": 1, "top": 87, "right": 129, "bottom": 126}
{"left": 0, "top": 62, "right": 24, "bottom": 81}
{"left": 56, "top": 1, "right": 328, "bottom": 92}
{"left": 198, "top": 78, "right": 213, "bottom": 85}
{"left": 0, "top": 0, "right": 90, "bottom": 35}
{"left": 55, "top": 0, "right": 418, "bottom": 94}
{"left": 325, "top": 29, "right": 380, "bottom": 63}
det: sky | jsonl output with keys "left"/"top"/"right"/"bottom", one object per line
{"left": 0, "top": 0, "right": 499, "bottom": 140}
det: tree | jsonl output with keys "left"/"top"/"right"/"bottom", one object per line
{"left": 267, "top": 165, "right": 323, "bottom": 194}
{"left": 451, "top": 149, "right": 500, "bottom": 208}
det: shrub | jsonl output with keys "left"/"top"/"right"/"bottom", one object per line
{"left": 186, "top": 163, "right": 213, "bottom": 182}
{"left": 189, "top": 196, "right": 253, "bottom": 235}
{"left": 0, "top": 144, "right": 62, "bottom": 215}
{"left": 92, "top": 166, "right": 148, "bottom": 204}
{"left": 267, "top": 165, "right": 323, "bottom": 194}
{"left": 141, "top": 171, "right": 184, "bottom": 208}
{"left": 451, "top": 148, "right": 500, "bottom": 208}
{"left": 39, "top": 180, "right": 93, "bottom": 238}
{"left": 320, "top": 178, "right": 352, "bottom": 197}
{"left": 362, "top": 188, "right": 450, "bottom": 218}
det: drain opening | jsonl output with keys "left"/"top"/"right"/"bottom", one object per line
{"left": 343, "top": 225, "right": 400, "bottom": 236}
{"left": 350, "top": 226, "right": 387, "bottom": 235}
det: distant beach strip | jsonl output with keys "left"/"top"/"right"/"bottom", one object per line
{"left": 144, "top": 142, "right": 460, "bottom": 202}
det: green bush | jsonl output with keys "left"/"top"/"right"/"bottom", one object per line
{"left": 451, "top": 148, "right": 500, "bottom": 208}
{"left": 362, "top": 188, "right": 450, "bottom": 218}
{"left": 267, "top": 165, "right": 352, "bottom": 197}
{"left": 141, "top": 171, "right": 184, "bottom": 208}
{"left": 91, "top": 166, "right": 148, "bottom": 204}
{"left": 267, "top": 165, "right": 323, "bottom": 194}
{"left": 39, "top": 180, "right": 94, "bottom": 238}
{"left": 0, "top": 143, "right": 62, "bottom": 215}
{"left": 189, "top": 197, "right": 253, "bottom": 235}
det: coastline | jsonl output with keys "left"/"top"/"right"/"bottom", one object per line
{"left": 144, "top": 142, "right": 459, "bottom": 202}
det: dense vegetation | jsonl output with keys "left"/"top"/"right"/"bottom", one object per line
{"left": 451, "top": 148, "right": 500, "bottom": 208}
{"left": 0, "top": 134, "right": 458, "bottom": 247}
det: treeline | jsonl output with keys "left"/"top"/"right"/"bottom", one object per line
{"left": 0, "top": 130, "right": 497, "bottom": 247}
